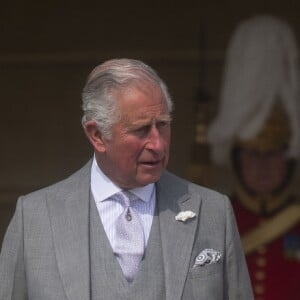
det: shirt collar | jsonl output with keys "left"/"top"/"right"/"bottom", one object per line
{"left": 91, "top": 156, "right": 155, "bottom": 203}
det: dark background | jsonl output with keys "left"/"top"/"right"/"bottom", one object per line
{"left": 1, "top": 0, "right": 300, "bottom": 242}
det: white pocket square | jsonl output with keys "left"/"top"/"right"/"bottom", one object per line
{"left": 193, "top": 249, "right": 222, "bottom": 267}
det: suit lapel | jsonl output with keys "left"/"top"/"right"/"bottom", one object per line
{"left": 157, "top": 172, "right": 201, "bottom": 300}
{"left": 46, "top": 162, "right": 91, "bottom": 300}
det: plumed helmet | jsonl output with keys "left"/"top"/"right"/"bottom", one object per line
{"left": 207, "top": 15, "right": 300, "bottom": 164}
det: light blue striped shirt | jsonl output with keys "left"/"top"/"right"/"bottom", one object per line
{"left": 91, "top": 157, "right": 155, "bottom": 249}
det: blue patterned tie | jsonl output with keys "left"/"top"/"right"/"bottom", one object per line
{"left": 114, "top": 191, "right": 145, "bottom": 282}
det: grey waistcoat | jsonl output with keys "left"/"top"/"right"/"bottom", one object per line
{"left": 89, "top": 196, "right": 166, "bottom": 300}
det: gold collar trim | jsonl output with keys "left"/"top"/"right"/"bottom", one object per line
{"left": 235, "top": 184, "right": 292, "bottom": 216}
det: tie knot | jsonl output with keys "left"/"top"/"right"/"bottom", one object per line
{"left": 116, "top": 191, "right": 137, "bottom": 207}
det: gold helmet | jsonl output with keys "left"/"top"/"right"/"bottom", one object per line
{"left": 236, "top": 101, "right": 291, "bottom": 153}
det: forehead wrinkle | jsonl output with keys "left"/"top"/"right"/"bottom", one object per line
{"left": 119, "top": 99, "right": 170, "bottom": 121}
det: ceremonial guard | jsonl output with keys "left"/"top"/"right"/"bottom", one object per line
{"left": 208, "top": 15, "right": 300, "bottom": 300}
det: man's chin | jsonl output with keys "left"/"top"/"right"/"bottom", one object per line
{"left": 137, "top": 172, "right": 163, "bottom": 186}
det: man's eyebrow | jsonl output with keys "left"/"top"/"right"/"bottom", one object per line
{"left": 152, "top": 115, "right": 172, "bottom": 123}
{"left": 159, "top": 114, "right": 172, "bottom": 121}
{"left": 128, "top": 115, "right": 172, "bottom": 128}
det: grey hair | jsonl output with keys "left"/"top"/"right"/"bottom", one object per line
{"left": 81, "top": 58, "right": 173, "bottom": 139}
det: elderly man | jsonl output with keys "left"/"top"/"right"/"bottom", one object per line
{"left": 0, "top": 58, "right": 252, "bottom": 299}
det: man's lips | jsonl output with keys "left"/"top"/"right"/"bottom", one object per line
{"left": 140, "top": 160, "right": 161, "bottom": 166}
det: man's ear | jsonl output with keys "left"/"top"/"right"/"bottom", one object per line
{"left": 83, "top": 121, "right": 106, "bottom": 153}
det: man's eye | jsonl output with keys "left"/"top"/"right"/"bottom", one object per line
{"left": 157, "top": 121, "right": 170, "bottom": 130}
{"left": 133, "top": 126, "right": 150, "bottom": 136}
{"left": 130, "top": 121, "right": 170, "bottom": 137}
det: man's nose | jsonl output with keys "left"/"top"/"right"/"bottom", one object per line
{"left": 146, "top": 126, "right": 163, "bottom": 151}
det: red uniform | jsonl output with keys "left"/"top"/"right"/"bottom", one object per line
{"left": 232, "top": 198, "right": 300, "bottom": 300}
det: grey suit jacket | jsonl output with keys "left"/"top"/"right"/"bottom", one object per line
{"left": 0, "top": 161, "right": 253, "bottom": 299}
